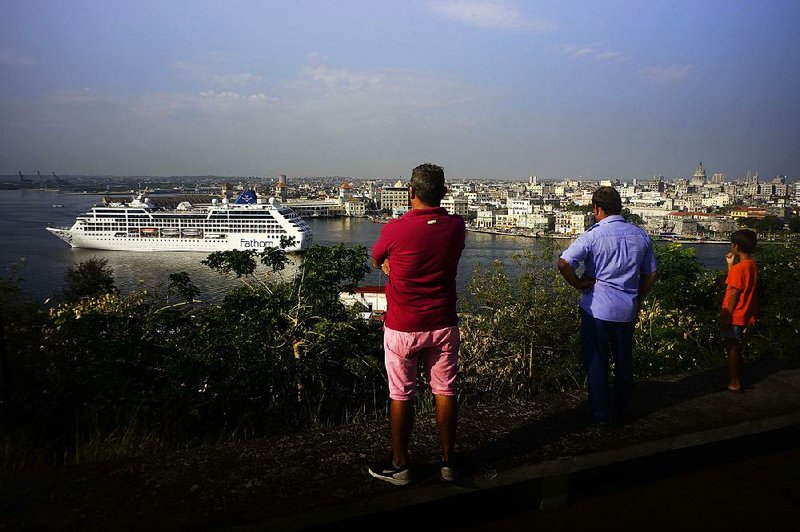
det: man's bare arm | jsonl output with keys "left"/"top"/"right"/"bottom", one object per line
{"left": 557, "top": 258, "right": 594, "bottom": 291}
{"left": 639, "top": 271, "right": 657, "bottom": 299}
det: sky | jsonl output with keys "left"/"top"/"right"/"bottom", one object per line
{"left": 1, "top": 0, "right": 799, "bottom": 181}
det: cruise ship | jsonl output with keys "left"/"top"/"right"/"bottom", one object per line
{"left": 46, "top": 190, "right": 312, "bottom": 252}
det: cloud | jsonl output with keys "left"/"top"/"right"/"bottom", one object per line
{"left": 428, "top": 0, "right": 554, "bottom": 32}
{"left": 1, "top": 56, "right": 487, "bottom": 176}
{"left": 17, "top": 55, "right": 480, "bottom": 139}
{"left": 171, "top": 61, "right": 261, "bottom": 88}
{"left": 295, "top": 55, "right": 480, "bottom": 112}
{"left": 198, "top": 91, "right": 271, "bottom": 101}
{"left": 639, "top": 64, "right": 694, "bottom": 83}
{"left": 556, "top": 44, "right": 625, "bottom": 62}
{"left": 302, "top": 62, "right": 385, "bottom": 91}
{"left": 0, "top": 49, "right": 36, "bottom": 67}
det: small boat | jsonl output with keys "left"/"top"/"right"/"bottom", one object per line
{"left": 52, "top": 203, "right": 64, "bottom": 208}
{"left": 114, "top": 232, "right": 127, "bottom": 237}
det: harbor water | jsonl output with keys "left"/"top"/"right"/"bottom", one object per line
{"left": 0, "top": 190, "right": 731, "bottom": 303}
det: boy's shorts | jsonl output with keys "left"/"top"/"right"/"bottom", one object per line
{"left": 383, "top": 325, "right": 459, "bottom": 401}
{"left": 721, "top": 325, "right": 748, "bottom": 340}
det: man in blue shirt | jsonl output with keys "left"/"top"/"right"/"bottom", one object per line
{"left": 558, "top": 187, "right": 657, "bottom": 426}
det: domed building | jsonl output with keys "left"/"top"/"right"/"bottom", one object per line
{"left": 691, "top": 162, "right": 707, "bottom": 186}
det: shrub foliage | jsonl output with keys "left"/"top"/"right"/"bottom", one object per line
{"left": 1, "top": 241, "right": 798, "bottom": 471}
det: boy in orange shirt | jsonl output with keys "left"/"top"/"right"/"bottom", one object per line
{"left": 720, "top": 229, "right": 758, "bottom": 393}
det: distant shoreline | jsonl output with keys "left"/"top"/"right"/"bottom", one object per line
{"left": 466, "top": 227, "right": 730, "bottom": 245}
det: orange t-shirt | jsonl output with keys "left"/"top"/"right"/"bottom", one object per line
{"left": 722, "top": 258, "right": 758, "bottom": 326}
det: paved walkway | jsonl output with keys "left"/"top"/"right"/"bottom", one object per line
{"left": 2, "top": 359, "right": 799, "bottom": 530}
{"left": 259, "top": 359, "right": 800, "bottom": 530}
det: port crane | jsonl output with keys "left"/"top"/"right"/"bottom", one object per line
{"left": 18, "top": 170, "right": 32, "bottom": 184}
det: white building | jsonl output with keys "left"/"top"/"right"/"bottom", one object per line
{"left": 344, "top": 199, "right": 366, "bottom": 217}
{"left": 476, "top": 208, "right": 496, "bottom": 228}
{"left": 509, "top": 198, "right": 535, "bottom": 216}
{"left": 701, "top": 193, "right": 733, "bottom": 208}
{"left": 441, "top": 195, "right": 469, "bottom": 217}
{"left": 380, "top": 180, "right": 410, "bottom": 211}
{"left": 555, "top": 212, "right": 593, "bottom": 235}
{"left": 465, "top": 191, "right": 491, "bottom": 206}
{"left": 517, "top": 213, "right": 555, "bottom": 231}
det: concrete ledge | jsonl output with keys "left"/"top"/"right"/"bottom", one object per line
{"left": 253, "top": 409, "right": 800, "bottom": 531}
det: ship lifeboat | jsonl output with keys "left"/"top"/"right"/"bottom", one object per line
{"left": 204, "top": 233, "right": 225, "bottom": 239}
{"left": 141, "top": 228, "right": 158, "bottom": 236}
{"left": 161, "top": 228, "right": 180, "bottom": 237}
{"left": 181, "top": 228, "right": 201, "bottom": 237}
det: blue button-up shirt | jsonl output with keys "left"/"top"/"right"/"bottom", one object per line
{"left": 560, "top": 215, "right": 657, "bottom": 322}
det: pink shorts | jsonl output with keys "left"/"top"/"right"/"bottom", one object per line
{"left": 383, "top": 325, "right": 460, "bottom": 401}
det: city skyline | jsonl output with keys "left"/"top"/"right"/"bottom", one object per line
{"left": 2, "top": 1, "right": 799, "bottom": 181}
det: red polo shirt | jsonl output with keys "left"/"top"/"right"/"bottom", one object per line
{"left": 372, "top": 207, "right": 465, "bottom": 332}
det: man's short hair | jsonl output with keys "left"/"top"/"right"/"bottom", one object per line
{"left": 410, "top": 163, "right": 446, "bottom": 206}
{"left": 731, "top": 229, "right": 757, "bottom": 254}
{"left": 592, "top": 186, "right": 622, "bottom": 215}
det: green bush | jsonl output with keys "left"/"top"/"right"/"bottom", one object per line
{"left": 1, "top": 240, "right": 797, "bottom": 471}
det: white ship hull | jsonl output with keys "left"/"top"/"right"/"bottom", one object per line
{"left": 46, "top": 227, "right": 310, "bottom": 252}
{"left": 46, "top": 192, "right": 312, "bottom": 253}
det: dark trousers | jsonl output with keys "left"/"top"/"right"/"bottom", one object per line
{"left": 579, "top": 309, "right": 635, "bottom": 423}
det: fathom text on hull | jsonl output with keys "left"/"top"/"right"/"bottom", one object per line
{"left": 46, "top": 190, "right": 312, "bottom": 252}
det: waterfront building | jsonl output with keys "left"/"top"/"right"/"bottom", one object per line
{"left": 519, "top": 212, "right": 555, "bottom": 231}
{"left": 338, "top": 182, "right": 354, "bottom": 203}
{"left": 555, "top": 212, "right": 593, "bottom": 235}
{"left": 475, "top": 208, "right": 496, "bottom": 228}
{"left": 344, "top": 199, "right": 366, "bottom": 217}
{"left": 286, "top": 199, "right": 344, "bottom": 218}
{"left": 379, "top": 180, "right": 410, "bottom": 211}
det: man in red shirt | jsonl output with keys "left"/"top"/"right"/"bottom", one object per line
{"left": 368, "top": 163, "right": 465, "bottom": 485}
{"left": 720, "top": 229, "right": 759, "bottom": 393}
